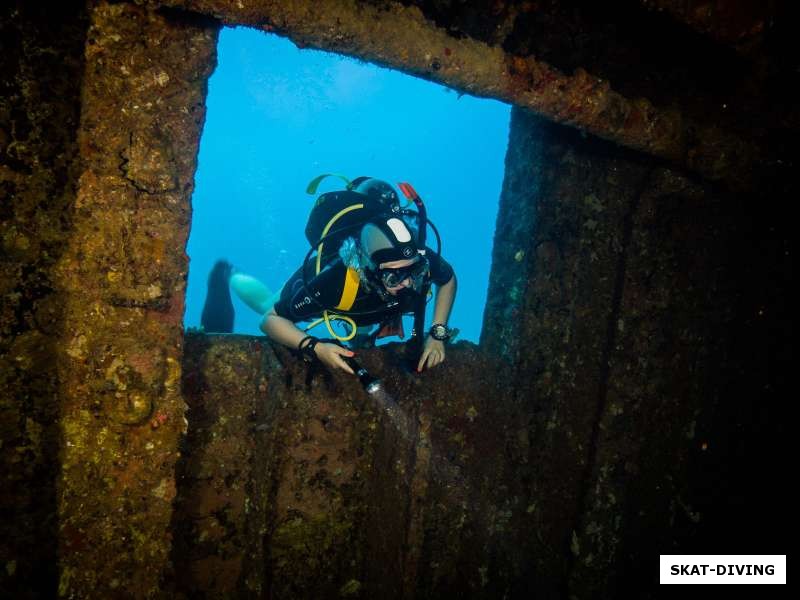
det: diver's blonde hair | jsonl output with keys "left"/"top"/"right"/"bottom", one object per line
{"left": 338, "top": 236, "right": 376, "bottom": 288}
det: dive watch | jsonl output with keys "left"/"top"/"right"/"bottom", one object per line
{"left": 429, "top": 323, "right": 451, "bottom": 341}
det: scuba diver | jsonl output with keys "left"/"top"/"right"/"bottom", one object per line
{"left": 207, "top": 175, "right": 457, "bottom": 376}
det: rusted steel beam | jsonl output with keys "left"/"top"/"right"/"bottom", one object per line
{"left": 155, "top": 0, "right": 757, "bottom": 189}
{"left": 54, "top": 2, "right": 218, "bottom": 597}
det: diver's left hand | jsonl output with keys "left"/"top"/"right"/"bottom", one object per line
{"left": 418, "top": 336, "right": 446, "bottom": 372}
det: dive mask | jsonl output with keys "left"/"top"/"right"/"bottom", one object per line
{"left": 378, "top": 257, "right": 429, "bottom": 292}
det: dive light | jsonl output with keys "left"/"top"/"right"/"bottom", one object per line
{"left": 343, "top": 356, "right": 382, "bottom": 394}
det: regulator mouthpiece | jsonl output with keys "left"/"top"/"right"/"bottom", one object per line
{"left": 343, "top": 356, "right": 382, "bottom": 395}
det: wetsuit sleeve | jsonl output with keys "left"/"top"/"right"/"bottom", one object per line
{"left": 273, "top": 262, "right": 345, "bottom": 322}
{"left": 426, "top": 248, "right": 454, "bottom": 286}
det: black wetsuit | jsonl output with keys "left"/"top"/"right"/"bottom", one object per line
{"left": 273, "top": 248, "right": 454, "bottom": 327}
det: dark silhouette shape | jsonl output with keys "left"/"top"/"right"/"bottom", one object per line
{"left": 200, "top": 260, "right": 234, "bottom": 333}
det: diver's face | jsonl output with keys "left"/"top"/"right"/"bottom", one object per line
{"left": 379, "top": 258, "right": 417, "bottom": 295}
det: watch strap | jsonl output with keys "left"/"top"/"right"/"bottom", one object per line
{"left": 298, "top": 336, "right": 320, "bottom": 362}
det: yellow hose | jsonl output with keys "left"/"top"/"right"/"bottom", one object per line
{"left": 304, "top": 314, "right": 358, "bottom": 341}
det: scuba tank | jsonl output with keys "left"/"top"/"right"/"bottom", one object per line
{"left": 304, "top": 174, "right": 440, "bottom": 271}
{"left": 305, "top": 190, "right": 397, "bottom": 266}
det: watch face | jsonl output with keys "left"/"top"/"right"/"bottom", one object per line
{"left": 431, "top": 324, "right": 448, "bottom": 340}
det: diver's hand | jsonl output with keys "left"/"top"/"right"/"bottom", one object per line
{"left": 417, "top": 336, "right": 446, "bottom": 372}
{"left": 314, "top": 342, "right": 356, "bottom": 375}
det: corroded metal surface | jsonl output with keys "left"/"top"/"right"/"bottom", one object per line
{"left": 484, "top": 107, "right": 791, "bottom": 596}
{"left": 153, "top": 0, "right": 760, "bottom": 189}
{"left": 566, "top": 168, "right": 716, "bottom": 596}
{"left": 0, "top": 3, "right": 87, "bottom": 598}
{"left": 175, "top": 337, "right": 518, "bottom": 598}
{"left": 173, "top": 336, "right": 275, "bottom": 597}
{"left": 485, "top": 108, "right": 656, "bottom": 593}
{"left": 52, "top": 3, "right": 218, "bottom": 597}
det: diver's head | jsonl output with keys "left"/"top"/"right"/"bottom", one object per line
{"left": 360, "top": 220, "right": 428, "bottom": 295}
{"left": 352, "top": 178, "right": 401, "bottom": 210}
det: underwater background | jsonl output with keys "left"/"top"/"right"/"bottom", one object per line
{"left": 184, "top": 27, "right": 510, "bottom": 343}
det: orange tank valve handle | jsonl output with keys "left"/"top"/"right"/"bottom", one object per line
{"left": 397, "top": 182, "right": 419, "bottom": 201}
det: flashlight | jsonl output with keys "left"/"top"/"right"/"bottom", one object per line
{"left": 342, "top": 356, "right": 382, "bottom": 394}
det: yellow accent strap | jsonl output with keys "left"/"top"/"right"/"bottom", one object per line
{"left": 335, "top": 267, "right": 360, "bottom": 311}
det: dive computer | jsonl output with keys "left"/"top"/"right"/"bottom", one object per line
{"left": 429, "top": 323, "right": 451, "bottom": 341}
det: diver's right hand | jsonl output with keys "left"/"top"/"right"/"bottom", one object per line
{"left": 314, "top": 342, "right": 356, "bottom": 375}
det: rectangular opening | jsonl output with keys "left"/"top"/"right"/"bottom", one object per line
{"left": 185, "top": 26, "right": 509, "bottom": 345}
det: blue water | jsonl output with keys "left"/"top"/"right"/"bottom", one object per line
{"left": 185, "top": 27, "right": 510, "bottom": 344}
